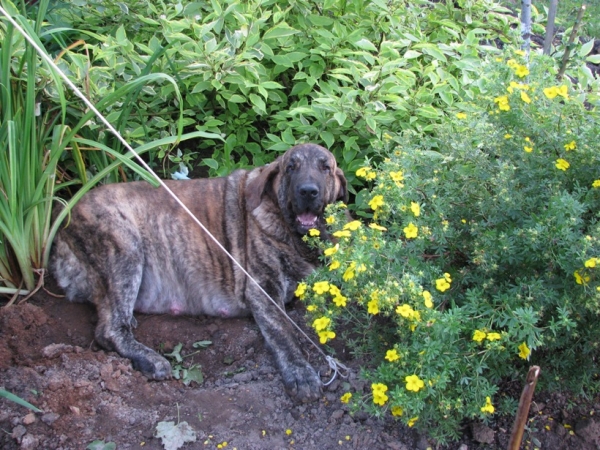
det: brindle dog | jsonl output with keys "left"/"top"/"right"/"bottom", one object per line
{"left": 50, "top": 144, "right": 347, "bottom": 402}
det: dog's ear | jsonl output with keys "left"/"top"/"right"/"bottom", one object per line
{"left": 245, "top": 161, "right": 280, "bottom": 210}
{"left": 335, "top": 167, "right": 349, "bottom": 203}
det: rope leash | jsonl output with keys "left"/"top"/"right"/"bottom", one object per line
{"left": 1, "top": 7, "right": 349, "bottom": 385}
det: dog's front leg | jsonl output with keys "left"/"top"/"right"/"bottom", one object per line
{"left": 246, "top": 286, "right": 322, "bottom": 402}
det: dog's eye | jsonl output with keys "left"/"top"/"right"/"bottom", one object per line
{"left": 321, "top": 163, "right": 331, "bottom": 173}
{"left": 286, "top": 163, "right": 295, "bottom": 173}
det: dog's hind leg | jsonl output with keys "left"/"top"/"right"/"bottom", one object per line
{"left": 92, "top": 253, "right": 172, "bottom": 380}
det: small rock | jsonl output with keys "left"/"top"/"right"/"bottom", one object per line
{"left": 11, "top": 425, "right": 26, "bottom": 441}
{"left": 326, "top": 379, "right": 341, "bottom": 392}
{"left": 20, "top": 433, "right": 39, "bottom": 450}
{"left": 458, "top": 444, "right": 468, "bottom": 450}
{"left": 331, "top": 409, "right": 344, "bottom": 420}
{"left": 22, "top": 413, "right": 35, "bottom": 425}
{"left": 41, "top": 413, "right": 60, "bottom": 425}
{"left": 471, "top": 422, "right": 495, "bottom": 444}
{"left": 69, "top": 406, "right": 81, "bottom": 416}
{"left": 41, "top": 344, "right": 73, "bottom": 359}
{"left": 232, "top": 372, "right": 253, "bottom": 383}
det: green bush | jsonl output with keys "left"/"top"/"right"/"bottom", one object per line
{"left": 299, "top": 48, "right": 600, "bottom": 443}
{"left": 48, "top": 0, "right": 517, "bottom": 180}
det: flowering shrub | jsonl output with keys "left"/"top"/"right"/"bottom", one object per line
{"left": 300, "top": 49, "right": 600, "bottom": 443}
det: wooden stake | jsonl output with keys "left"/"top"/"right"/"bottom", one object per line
{"left": 508, "top": 366, "right": 541, "bottom": 450}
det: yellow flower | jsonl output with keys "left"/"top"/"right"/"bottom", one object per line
{"left": 385, "top": 349, "right": 400, "bottom": 362}
{"left": 407, "top": 417, "right": 419, "bottom": 427}
{"left": 481, "top": 396, "right": 495, "bottom": 414}
{"left": 312, "top": 316, "right": 331, "bottom": 331}
{"left": 518, "top": 342, "right": 531, "bottom": 359}
{"left": 324, "top": 244, "right": 339, "bottom": 256}
{"left": 557, "top": 85, "right": 569, "bottom": 99}
{"left": 486, "top": 332, "right": 502, "bottom": 342}
{"left": 520, "top": 91, "right": 531, "bottom": 104}
{"left": 524, "top": 146, "right": 533, "bottom": 153}
{"left": 332, "top": 295, "right": 347, "bottom": 307}
{"left": 332, "top": 230, "right": 351, "bottom": 238}
{"left": 286, "top": 429, "right": 292, "bottom": 435}
{"left": 410, "top": 202, "right": 421, "bottom": 217}
{"left": 367, "top": 299, "right": 379, "bottom": 315}
{"left": 295, "top": 282, "right": 307, "bottom": 298}
{"left": 369, "top": 195, "right": 385, "bottom": 211}
{"left": 340, "top": 393, "right": 352, "bottom": 404}
{"left": 504, "top": 133, "right": 513, "bottom": 139}
{"left": 585, "top": 257, "right": 598, "bottom": 268}
{"left": 343, "top": 220, "right": 362, "bottom": 231}
{"left": 564, "top": 141, "right": 576, "bottom": 151}
{"left": 515, "top": 49, "right": 526, "bottom": 56}
{"left": 396, "top": 304, "right": 414, "bottom": 318}
{"left": 473, "top": 330, "right": 487, "bottom": 342}
{"left": 389, "top": 171, "right": 404, "bottom": 186}
{"left": 343, "top": 262, "right": 356, "bottom": 281}
{"left": 435, "top": 277, "right": 451, "bottom": 292}
{"left": 313, "top": 281, "right": 330, "bottom": 295}
{"left": 543, "top": 86, "right": 558, "bottom": 99}
{"left": 329, "top": 260, "right": 340, "bottom": 271}
{"left": 514, "top": 64, "right": 529, "bottom": 78}
{"left": 507, "top": 59, "right": 518, "bottom": 68}
{"left": 555, "top": 158, "right": 570, "bottom": 171}
{"left": 456, "top": 112, "right": 467, "bottom": 119}
{"left": 356, "top": 167, "right": 376, "bottom": 181}
{"left": 494, "top": 95, "right": 510, "bottom": 111}
{"left": 369, "top": 223, "right": 387, "bottom": 231}
{"left": 306, "top": 305, "right": 317, "bottom": 312}
{"left": 391, "top": 406, "right": 404, "bottom": 417}
{"left": 325, "top": 215, "right": 336, "bottom": 225}
{"left": 372, "top": 383, "right": 389, "bottom": 406}
{"left": 308, "top": 228, "right": 320, "bottom": 237}
{"left": 403, "top": 223, "right": 418, "bottom": 239}
{"left": 405, "top": 374, "right": 425, "bottom": 392}
{"left": 318, "top": 330, "right": 336, "bottom": 344}
{"left": 593, "top": 180, "right": 600, "bottom": 188}
{"left": 422, "top": 290, "right": 433, "bottom": 309}
{"left": 574, "top": 270, "right": 590, "bottom": 285}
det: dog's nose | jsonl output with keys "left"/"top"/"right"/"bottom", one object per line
{"left": 299, "top": 183, "right": 319, "bottom": 199}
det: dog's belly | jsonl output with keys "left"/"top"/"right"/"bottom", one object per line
{"left": 134, "top": 267, "right": 250, "bottom": 318}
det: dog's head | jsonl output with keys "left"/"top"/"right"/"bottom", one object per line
{"left": 246, "top": 144, "right": 348, "bottom": 235}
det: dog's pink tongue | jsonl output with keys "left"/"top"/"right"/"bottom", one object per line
{"left": 297, "top": 213, "right": 318, "bottom": 228}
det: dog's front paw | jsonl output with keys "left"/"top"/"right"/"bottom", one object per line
{"left": 131, "top": 353, "right": 172, "bottom": 380}
{"left": 282, "top": 363, "right": 322, "bottom": 403}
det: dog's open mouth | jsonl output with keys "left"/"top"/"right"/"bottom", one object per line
{"left": 296, "top": 212, "right": 319, "bottom": 232}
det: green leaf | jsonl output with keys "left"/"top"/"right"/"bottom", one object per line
{"left": 579, "top": 39, "right": 594, "bottom": 57}
{"left": 86, "top": 441, "right": 116, "bottom": 450}
{"left": 416, "top": 105, "right": 440, "bottom": 119}
{"left": 320, "top": 131, "right": 334, "bottom": 148}
{"left": 262, "top": 23, "right": 300, "bottom": 40}
{"left": 404, "top": 50, "right": 422, "bottom": 59}
{"left": 586, "top": 55, "right": 600, "bottom": 64}
{"left": 352, "top": 38, "right": 378, "bottom": 52}
{"left": 0, "top": 389, "right": 41, "bottom": 412}
{"left": 228, "top": 94, "right": 246, "bottom": 103}
{"left": 334, "top": 112, "right": 347, "bottom": 126}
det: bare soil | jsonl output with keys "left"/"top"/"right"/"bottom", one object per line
{"left": 1, "top": 283, "right": 599, "bottom": 450}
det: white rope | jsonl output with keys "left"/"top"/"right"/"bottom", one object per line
{"left": 1, "top": 7, "right": 349, "bottom": 385}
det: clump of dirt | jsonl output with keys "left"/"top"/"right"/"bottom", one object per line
{"left": 1, "top": 290, "right": 599, "bottom": 450}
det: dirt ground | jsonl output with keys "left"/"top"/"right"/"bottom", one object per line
{"left": 1, "top": 284, "right": 599, "bottom": 450}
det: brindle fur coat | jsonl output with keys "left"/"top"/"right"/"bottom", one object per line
{"left": 50, "top": 144, "right": 347, "bottom": 402}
